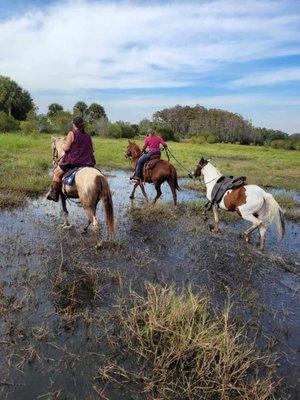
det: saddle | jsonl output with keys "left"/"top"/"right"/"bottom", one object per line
{"left": 210, "top": 175, "right": 247, "bottom": 206}
{"left": 63, "top": 167, "right": 83, "bottom": 186}
{"left": 145, "top": 155, "right": 161, "bottom": 171}
{"left": 142, "top": 154, "right": 162, "bottom": 181}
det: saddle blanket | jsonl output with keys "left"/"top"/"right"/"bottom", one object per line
{"left": 63, "top": 167, "right": 83, "bottom": 186}
{"left": 211, "top": 175, "right": 247, "bottom": 205}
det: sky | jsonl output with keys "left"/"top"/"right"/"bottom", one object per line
{"left": 0, "top": 0, "right": 300, "bottom": 133}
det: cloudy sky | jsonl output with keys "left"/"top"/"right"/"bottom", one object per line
{"left": 0, "top": 0, "right": 300, "bottom": 133}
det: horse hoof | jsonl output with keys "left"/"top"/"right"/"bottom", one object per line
{"left": 129, "top": 195, "right": 134, "bottom": 200}
{"left": 81, "top": 229, "right": 88, "bottom": 235}
{"left": 95, "top": 241, "right": 103, "bottom": 250}
{"left": 59, "top": 223, "right": 71, "bottom": 230}
{"left": 243, "top": 234, "right": 250, "bottom": 243}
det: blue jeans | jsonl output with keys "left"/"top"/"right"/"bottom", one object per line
{"left": 136, "top": 151, "right": 160, "bottom": 177}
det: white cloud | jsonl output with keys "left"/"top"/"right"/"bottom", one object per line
{"left": 0, "top": 0, "right": 299, "bottom": 92}
{"left": 232, "top": 67, "right": 300, "bottom": 87}
{"left": 0, "top": 0, "right": 299, "bottom": 132}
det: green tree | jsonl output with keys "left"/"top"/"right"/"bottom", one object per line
{"left": 115, "top": 121, "right": 136, "bottom": 138}
{"left": 47, "top": 103, "right": 64, "bottom": 118}
{"left": 73, "top": 101, "right": 88, "bottom": 118}
{"left": 0, "top": 75, "right": 34, "bottom": 120}
{"left": 88, "top": 103, "right": 106, "bottom": 120}
{"left": 51, "top": 111, "right": 72, "bottom": 135}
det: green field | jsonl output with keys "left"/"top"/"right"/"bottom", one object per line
{"left": 0, "top": 133, "right": 299, "bottom": 201}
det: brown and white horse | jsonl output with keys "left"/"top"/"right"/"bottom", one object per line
{"left": 194, "top": 157, "right": 285, "bottom": 250}
{"left": 125, "top": 140, "right": 180, "bottom": 205}
{"left": 51, "top": 137, "right": 114, "bottom": 248}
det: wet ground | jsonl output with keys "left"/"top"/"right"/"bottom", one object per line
{"left": 0, "top": 169, "right": 299, "bottom": 399}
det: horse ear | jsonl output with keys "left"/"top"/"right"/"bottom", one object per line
{"left": 128, "top": 140, "right": 132, "bottom": 143}
{"left": 199, "top": 157, "right": 204, "bottom": 164}
{"left": 51, "top": 136, "right": 57, "bottom": 143}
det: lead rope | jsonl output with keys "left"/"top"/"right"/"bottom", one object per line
{"left": 165, "top": 147, "right": 194, "bottom": 178}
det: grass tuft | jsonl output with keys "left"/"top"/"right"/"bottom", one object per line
{"left": 107, "top": 283, "right": 276, "bottom": 400}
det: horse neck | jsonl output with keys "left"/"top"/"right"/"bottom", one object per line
{"left": 56, "top": 140, "right": 65, "bottom": 159}
{"left": 202, "top": 163, "right": 222, "bottom": 192}
{"left": 131, "top": 145, "right": 142, "bottom": 166}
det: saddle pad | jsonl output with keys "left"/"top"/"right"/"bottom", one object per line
{"left": 211, "top": 175, "right": 247, "bottom": 205}
{"left": 146, "top": 159, "right": 162, "bottom": 170}
{"left": 63, "top": 167, "right": 82, "bottom": 186}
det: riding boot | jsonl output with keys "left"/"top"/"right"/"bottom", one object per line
{"left": 46, "top": 182, "right": 62, "bottom": 202}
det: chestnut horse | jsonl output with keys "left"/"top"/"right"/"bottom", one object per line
{"left": 194, "top": 157, "right": 285, "bottom": 251}
{"left": 51, "top": 137, "right": 114, "bottom": 248}
{"left": 125, "top": 140, "right": 180, "bottom": 205}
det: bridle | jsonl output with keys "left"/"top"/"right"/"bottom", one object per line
{"left": 52, "top": 142, "right": 58, "bottom": 166}
{"left": 194, "top": 162, "right": 220, "bottom": 185}
{"left": 52, "top": 140, "right": 64, "bottom": 168}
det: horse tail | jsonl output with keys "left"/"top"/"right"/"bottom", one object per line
{"left": 263, "top": 193, "right": 285, "bottom": 240}
{"left": 170, "top": 164, "right": 180, "bottom": 191}
{"left": 95, "top": 174, "right": 115, "bottom": 237}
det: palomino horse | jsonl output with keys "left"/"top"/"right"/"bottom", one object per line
{"left": 194, "top": 157, "right": 285, "bottom": 250}
{"left": 125, "top": 140, "right": 180, "bottom": 205}
{"left": 51, "top": 137, "right": 114, "bottom": 248}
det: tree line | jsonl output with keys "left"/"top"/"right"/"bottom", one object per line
{"left": 0, "top": 75, "right": 299, "bottom": 150}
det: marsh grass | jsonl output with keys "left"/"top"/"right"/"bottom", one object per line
{"left": 52, "top": 266, "right": 101, "bottom": 327}
{"left": 0, "top": 190, "right": 27, "bottom": 209}
{"left": 102, "top": 283, "right": 276, "bottom": 400}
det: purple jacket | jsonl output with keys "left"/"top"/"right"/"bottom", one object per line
{"left": 60, "top": 129, "right": 95, "bottom": 169}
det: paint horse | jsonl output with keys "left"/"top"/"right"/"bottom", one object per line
{"left": 125, "top": 140, "right": 180, "bottom": 205}
{"left": 51, "top": 137, "right": 114, "bottom": 248}
{"left": 194, "top": 157, "right": 285, "bottom": 250}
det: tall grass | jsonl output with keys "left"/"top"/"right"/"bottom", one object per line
{"left": 109, "top": 284, "right": 276, "bottom": 400}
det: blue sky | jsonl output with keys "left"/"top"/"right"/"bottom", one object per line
{"left": 0, "top": 0, "right": 300, "bottom": 133}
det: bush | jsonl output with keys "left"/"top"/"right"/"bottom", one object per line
{"left": 115, "top": 121, "right": 136, "bottom": 138}
{"left": 0, "top": 111, "right": 19, "bottom": 132}
{"left": 20, "top": 120, "right": 36, "bottom": 135}
{"left": 270, "top": 139, "right": 289, "bottom": 149}
{"left": 108, "top": 122, "right": 122, "bottom": 138}
{"left": 206, "top": 133, "right": 217, "bottom": 143}
{"left": 190, "top": 134, "right": 206, "bottom": 144}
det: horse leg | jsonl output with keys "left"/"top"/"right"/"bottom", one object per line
{"left": 60, "top": 193, "right": 70, "bottom": 228}
{"left": 139, "top": 181, "right": 149, "bottom": 202}
{"left": 258, "top": 224, "right": 267, "bottom": 251}
{"left": 85, "top": 206, "right": 102, "bottom": 248}
{"left": 153, "top": 181, "right": 162, "bottom": 204}
{"left": 211, "top": 204, "right": 219, "bottom": 233}
{"left": 240, "top": 213, "right": 262, "bottom": 244}
{"left": 167, "top": 179, "right": 177, "bottom": 206}
{"left": 81, "top": 218, "right": 91, "bottom": 234}
{"left": 129, "top": 181, "right": 139, "bottom": 199}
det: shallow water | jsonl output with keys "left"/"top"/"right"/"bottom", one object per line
{"left": 0, "top": 168, "right": 300, "bottom": 399}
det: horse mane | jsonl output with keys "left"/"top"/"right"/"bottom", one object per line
{"left": 129, "top": 140, "right": 142, "bottom": 157}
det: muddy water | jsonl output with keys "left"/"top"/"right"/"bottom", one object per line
{"left": 0, "top": 169, "right": 300, "bottom": 399}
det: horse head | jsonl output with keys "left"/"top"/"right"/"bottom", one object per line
{"left": 51, "top": 137, "right": 65, "bottom": 166}
{"left": 194, "top": 157, "right": 209, "bottom": 177}
{"left": 124, "top": 140, "right": 141, "bottom": 159}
